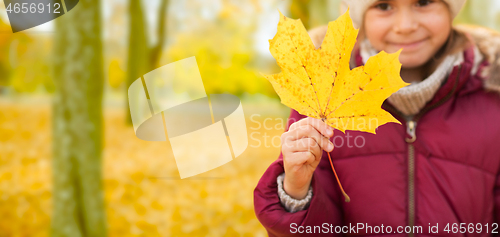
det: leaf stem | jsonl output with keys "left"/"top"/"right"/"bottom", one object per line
{"left": 326, "top": 152, "right": 350, "bottom": 202}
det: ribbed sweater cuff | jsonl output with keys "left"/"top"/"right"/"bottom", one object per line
{"left": 276, "top": 173, "right": 313, "bottom": 213}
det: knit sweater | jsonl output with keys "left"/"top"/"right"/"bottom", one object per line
{"left": 276, "top": 37, "right": 485, "bottom": 213}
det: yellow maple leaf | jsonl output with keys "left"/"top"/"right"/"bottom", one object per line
{"left": 265, "top": 9, "right": 409, "bottom": 134}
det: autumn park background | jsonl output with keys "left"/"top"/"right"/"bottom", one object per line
{"left": 0, "top": 0, "right": 498, "bottom": 236}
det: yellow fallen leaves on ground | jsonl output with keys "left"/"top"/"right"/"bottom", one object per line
{"left": 0, "top": 98, "right": 284, "bottom": 237}
{"left": 265, "top": 10, "right": 409, "bottom": 134}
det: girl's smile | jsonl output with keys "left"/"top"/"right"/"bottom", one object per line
{"left": 388, "top": 37, "right": 428, "bottom": 52}
{"left": 363, "top": 0, "right": 452, "bottom": 69}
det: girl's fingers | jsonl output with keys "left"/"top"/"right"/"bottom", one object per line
{"left": 287, "top": 124, "right": 334, "bottom": 152}
{"left": 289, "top": 117, "right": 334, "bottom": 138}
{"left": 292, "top": 137, "right": 321, "bottom": 159}
{"left": 287, "top": 151, "right": 317, "bottom": 167}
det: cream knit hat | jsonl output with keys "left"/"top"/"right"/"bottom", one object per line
{"left": 341, "top": 0, "right": 467, "bottom": 28}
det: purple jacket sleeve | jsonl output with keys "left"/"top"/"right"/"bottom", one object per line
{"left": 253, "top": 109, "right": 344, "bottom": 236}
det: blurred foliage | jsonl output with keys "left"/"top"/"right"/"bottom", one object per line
{"left": 125, "top": 0, "right": 169, "bottom": 124}
{"left": 0, "top": 18, "right": 53, "bottom": 93}
{"left": 1, "top": 0, "right": 500, "bottom": 96}
{"left": 0, "top": 18, "right": 12, "bottom": 87}
{"left": 109, "top": 59, "right": 126, "bottom": 89}
{"left": 454, "top": 0, "right": 500, "bottom": 31}
{"left": 0, "top": 99, "right": 284, "bottom": 236}
{"left": 0, "top": 102, "right": 52, "bottom": 236}
{"left": 166, "top": 1, "right": 275, "bottom": 97}
{"left": 3, "top": 0, "right": 500, "bottom": 236}
{"left": 289, "top": 0, "right": 341, "bottom": 30}
{"left": 289, "top": 0, "right": 311, "bottom": 29}
{"left": 10, "top": 38, "right": 53, "bottom": 93}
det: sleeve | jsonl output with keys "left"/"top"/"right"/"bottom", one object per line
{"left": 276, "top": 172, "right": 313, "bottom": 213}
{"left": 253, "top": 109, "right": 344, "bottom": 237}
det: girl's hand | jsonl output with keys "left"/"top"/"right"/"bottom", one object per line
{"left": 281, "top": 117, "right": 334, "bottom": 199}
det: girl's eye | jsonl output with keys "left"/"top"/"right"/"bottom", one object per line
{"left": 374, "top": 3, "right": 392, "bottom": 11}
{"left": 416, "top": 0, "right": 434, "bottom": 7}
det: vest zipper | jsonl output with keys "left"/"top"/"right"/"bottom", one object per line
{"left": 406, "top": 120, "right": 416, "bottom": 237}
{"left": 382, "top": 65, "right": 463, "bottom": 237}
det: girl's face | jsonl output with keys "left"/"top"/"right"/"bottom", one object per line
{"left": 364, "top": 0, "right": 452, "bottom": 68}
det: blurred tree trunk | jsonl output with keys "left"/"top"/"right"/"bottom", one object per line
{"left": 149, "top": 0, "right": 169, "bottom": 72}
{"left": 289, "top": 0, "right": 333, "bottom": 29}
{"left": 51, "top": 0, "right": 107, "bottom": 236}
{"left": 125, "top": 0, "right": 169, "bottom": 124}
{"left": 289, "top": 0, "right": 311, "bottom": 29}
{"left": 125, "top": 0, "right": 149, "bottom": 124}
{"left": 309, "top": 0, "right": 329, "bottom": 28}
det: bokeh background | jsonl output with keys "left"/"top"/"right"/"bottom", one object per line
{"left": 0, "top": 0, "right": 499, "bottom": 236}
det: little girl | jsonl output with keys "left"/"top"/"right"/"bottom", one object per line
{"left": 254, "top": 0, "right": 500, "bottom": 236}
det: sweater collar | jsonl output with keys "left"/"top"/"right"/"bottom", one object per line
{"left": 353, "top": 39, "right": 484, "bottom": 117}
{"left": 359, "top": 39, "right": 467, "bottom": 116}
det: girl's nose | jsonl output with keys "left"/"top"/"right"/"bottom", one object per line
{"left": 393, "top": 9, "right": 418, "bottom": 34}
